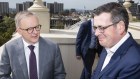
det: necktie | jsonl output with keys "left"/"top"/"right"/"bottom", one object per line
{"left": 28, "top": 45, "right": 38, "bottom": 79}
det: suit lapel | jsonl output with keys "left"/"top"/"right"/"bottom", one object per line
{"left": 94, "top": 49, "right": 107, "bottom": 78}
{"left": 98, "top": 35, "right": 134, "bottom": 78}
{"left": 98, "top": 56, "right": 121, "bottom": 78}
{"left": 39, "top": 37, "right": 48, "bottom": 79}
{"left": 16, "top": 37, "right": 29, "bottom": 79}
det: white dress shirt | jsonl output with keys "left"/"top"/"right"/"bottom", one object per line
{"left": 91, "top": 18, "right": 94, "bottom": 31}
{"left": 22, "top": 38, "right": 39, "bottom": 78}
{"left": 101, "top": 32, "right": 130, "bottom": 71}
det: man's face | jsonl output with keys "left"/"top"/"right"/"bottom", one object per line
{"left": 94, "top": 13, "right": 121, "bottom": 48}
{"left": 17, "top": 16, "right": 40, "bottom": 44}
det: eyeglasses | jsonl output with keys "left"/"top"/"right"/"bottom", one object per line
{"left": 93, "top": 22, "right": 119, "bottom": 32}
{"left": 20, "top": 24, "right": 41, "bottom": 34}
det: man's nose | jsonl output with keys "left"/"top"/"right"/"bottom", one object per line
{"left": 95, "top": 29, "right": 99, "bottom": 36}
{"left": 32, "top": 28, "right": 38, "bottom": 34}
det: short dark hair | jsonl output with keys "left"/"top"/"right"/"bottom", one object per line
{"left": 94, "top": 2, "right": 129, "bottom": 31}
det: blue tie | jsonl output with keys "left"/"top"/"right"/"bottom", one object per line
{"left": 28, "top": 45, "right": 38, "bottom": 79}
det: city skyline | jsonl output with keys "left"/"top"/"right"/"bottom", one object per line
{"left": 0, "top": 0, "right": 140, "bottom": 10}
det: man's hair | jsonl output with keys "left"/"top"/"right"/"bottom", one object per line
{"left": 94, "top": 2, "right": 129, "bottom": 31}
{"left": 15, "top": 11, "right": 36, "bottom": 28}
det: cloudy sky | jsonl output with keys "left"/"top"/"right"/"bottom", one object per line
{"left": 0, "top": 0, "right": 140, "bottom": 10}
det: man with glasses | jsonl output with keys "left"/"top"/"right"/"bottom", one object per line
{"left": 91, "top": 2, "right": 140, "bottom": 79}
{"left": 0, "top": 11, "right": 66, "bottom": 79}
{"left": 76, "top": 12, "right": 102, "bottom": 79}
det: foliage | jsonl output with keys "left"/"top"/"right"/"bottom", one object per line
{"left": 0, "top": 16, "right": 15, "bottom": 46}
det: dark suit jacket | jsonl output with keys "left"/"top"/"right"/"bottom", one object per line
{"left": 76, "top": 20, "right": 94, "bottom": 57}
{"left": 91, "top": 34, "right": 140, "bottom": 79}
{"left": 0, "top": 37, "right": 66, "bottom": 79}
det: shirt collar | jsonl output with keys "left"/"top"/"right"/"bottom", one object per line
{"left": 22, "top": 38, "right": 39, "bottom": 48}
{"left": 109, "top": 32, "right": 130, "bottom": 53}
{"left": 91, "top": 18, "right": 94, "bottom": 27}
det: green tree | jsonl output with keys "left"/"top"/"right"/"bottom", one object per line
{"left": 0, "top": 16, "right": 15, "bottom": 46}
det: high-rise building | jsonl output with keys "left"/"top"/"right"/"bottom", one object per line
{"left": 0, "top": 2, "right": 9, "bottom": 15}
{"left": 16, "top": 3, "right": 23, "bottom": 12}
{"left": 118, "top": 0, "right": 124, "bottom": 3}
{"left": 47, "top": 3, "right": 54, "bottom": 13}
{"left": 54, "top": 2, "right": 63, "bottom": 14}
{"left": 47, "top": 2, "right": 63, "bottom": 14}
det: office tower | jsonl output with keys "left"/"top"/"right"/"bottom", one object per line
{"left": 16, "top": 3, "right": 23, "bottom": 12}
{"left": 47, "top": 3, "right": 54, "bottom": 13}
{"left": 118, "top": 0, "right": 124, "bottom": 3}
{"left": 0, "top": 2, "right": 9, "bottom": 15}
{"left": 47, "top": 2, "right": 63, "bottom": 14}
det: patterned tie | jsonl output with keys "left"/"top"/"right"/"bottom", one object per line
{"left": 28, "top": 45, "right": 38, "bottom": 79}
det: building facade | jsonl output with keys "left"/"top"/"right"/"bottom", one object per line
{"left": 16, "top": 3, "right": 23, "bottom": 12}
{"left": 47, "top": 2, "right": 63, "bottom": 14}
{"left": 0, "top": 2, "right": 9, "bottom": 15}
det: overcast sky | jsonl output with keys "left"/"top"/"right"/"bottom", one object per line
{"left": 0, "top": 0, "right": 140, "bottom": 10}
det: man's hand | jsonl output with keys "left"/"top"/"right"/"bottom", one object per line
{"left": 76, "top": 56, "right": 82, "bottom": 60}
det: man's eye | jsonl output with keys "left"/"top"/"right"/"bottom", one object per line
{"left": 35, "top": 26, "right": 40, "bottom": 29}
{"left": 93, "top": 26, "right": 97, "bottom": 29}
{"left": 28, "top": 27, "right": 33, "bottom": 30}
{"left": 99, "top": 27, "right": 104, "bottom": 30}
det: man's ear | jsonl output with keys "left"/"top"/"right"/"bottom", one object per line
{"left": 16, "top": 27, "right": 22, "bottom": 35}
{"left": 117, "top": 21, "right": 125, "bottom": 35}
